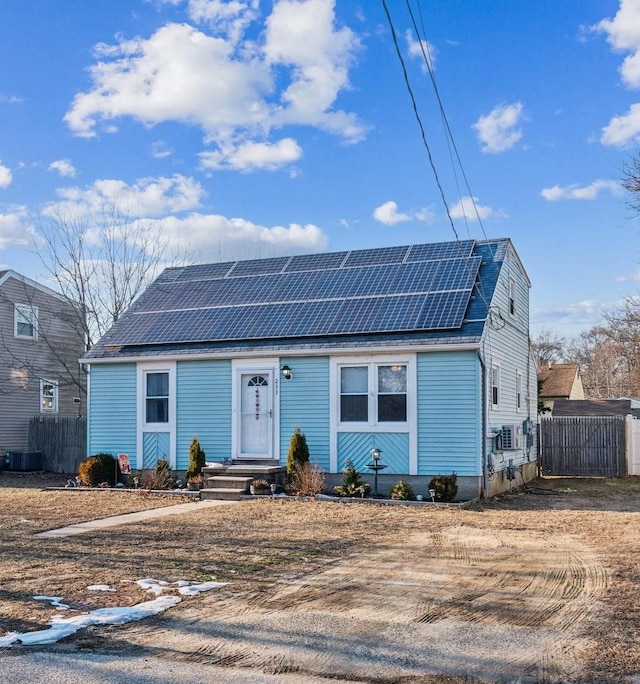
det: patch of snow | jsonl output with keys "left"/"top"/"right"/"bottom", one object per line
{"left": 33, "top": 596, "right": 70, "bottom": 611}
{"left": 87, "top": 585, "right": 117, "bottom": 592}
{"left": 178, "top": 581, "right": 226, "bottom": 596}
{"left": 1, "top": 579, "right": 226, "bottom": 648}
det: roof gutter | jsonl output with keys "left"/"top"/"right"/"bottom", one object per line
{"left": 81, "top": 341, "right": 482, "bottom": 365}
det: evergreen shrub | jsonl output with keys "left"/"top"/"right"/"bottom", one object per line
{"left": 428, "top": 472, "right": 458, "bottom": 502}
{"left": 77, "top": 453, "right": 118, "bottom": 487}
{"left": 186, "top": 436, "right": 206, "bottom": 481}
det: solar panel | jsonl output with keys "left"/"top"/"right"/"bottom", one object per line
{"left": 407, "top": 239, "right": 475, "bottom": 263}
{"left": 416, "top": 291, "right": 471, "bottom": 330}
{"left": 286, "top": 251, "right": 348, "bottom": 272}
{"left": 101, "top": 240, "right": 486, "bottom": 346}
{"left": 229, "top": 255, "right": 291, "bottom": 277}
{"left": 343, "top": 245, "right": 409, "bottom": 268}
{"left": 430, "top": 256, "right": 481, "bottom": 292}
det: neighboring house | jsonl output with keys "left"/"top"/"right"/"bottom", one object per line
{"left": 538, "top": 362, "right": 585, "bottom": 412}
{"left": 552, "top": 398, "right": 640, "bottom": 418}
{"left": 0, "top": 271, "right": 86, "bottom": 454}
{"left": 83, "top": 238, "right": 537, "bottom": 499}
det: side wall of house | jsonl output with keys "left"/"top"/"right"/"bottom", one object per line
{"left": 88, "top": 363, "right": 137, "bottom": 458}
{"left": 176, "top": 359, "right": 232, "bottom": 470}
{"left": 417, "top": 350, "right": 481, "bottom": 477}
{"left": 0, "top": 276, "right": 86, "bottom": 453}
{"left": 279, "top": 356, "right": 330, "bottom": 471}
{"left": 481, "top": 245, "right": 537, "bottom": 486}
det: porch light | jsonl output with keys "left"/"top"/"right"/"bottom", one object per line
{"left": 366, "top": 447, "right": 387, "bottom": 497}
{"left": 281, "top": 365, "right": 292, "bottom": 381}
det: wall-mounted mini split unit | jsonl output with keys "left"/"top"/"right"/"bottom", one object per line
{"left": 500, "top": 424, "right": 521, "bottom": 450}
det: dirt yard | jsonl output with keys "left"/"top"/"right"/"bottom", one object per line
{"left": 0, "top": 473, "right": 639, "bottom": 683}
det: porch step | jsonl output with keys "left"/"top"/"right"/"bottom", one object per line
{"left": 204, "top": 476, "right": 253, "bottom": 491}
{"left": 200, "top": 487, "right": 248, "bottom": 501}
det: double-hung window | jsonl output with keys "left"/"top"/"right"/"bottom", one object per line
{"left": 339, "top": 363, "right": 407, "bottom": 424}
{"left": 15, "top": 304, "right": 38, "bottom": 340}
{"left": 491, "top": 365, "right": 500, "bottom": 409}
{"left": 509, "top": 277, "right": 516, "bottom": 317}
{"left": 145, "top": 372, "right": 169, "bottom": 423}
{"left": 40, "top": 379, "right": 58, "bottom": 413}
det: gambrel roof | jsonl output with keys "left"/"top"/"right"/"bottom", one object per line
{"left": 85, "top": 237, "right": 519, "bottom": 360}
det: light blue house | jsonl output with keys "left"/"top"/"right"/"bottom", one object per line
{"left": 83, "top": 238, "right": 537, "bottom": 499}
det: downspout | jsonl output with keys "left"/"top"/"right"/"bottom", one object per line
{"left": 478, "top": 351, "right": 487, "bottom": 498}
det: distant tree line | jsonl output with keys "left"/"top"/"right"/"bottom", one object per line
{"left": 533, "top": 302, "right": 640, "bottom": 399}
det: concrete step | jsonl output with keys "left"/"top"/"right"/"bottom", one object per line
{"left": 200, "top": 488, "right": 248, "bottom": 501}
{"left": 205, "top": 476, "right": 253, "bottom": 491}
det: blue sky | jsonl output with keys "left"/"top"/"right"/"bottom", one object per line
{"left": 0, "top": 0, "right": 639, "bottom": 339}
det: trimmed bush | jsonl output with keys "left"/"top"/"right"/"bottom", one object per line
{"left": 286, "top": 428, "right": 310, "bottom": 478}
{"left": 389, "top": 480, "right": 415, "bottom": 500}
{"left": 186, "top": 436, "right": 206, "bottom": 481}
{"left": 289, "top": 462, "right": 326, "bottom": 496}
{"left": 140, "top": 459, "right": 174, "bottom": 490}
{"left": 77, "top": 453, "right": 118, "bottom": 487}
{"left": 334, "top": 459, "right": 371, "bottom": 497}
{"left": 428, "top": 472, "right": 458, "bottom": 502}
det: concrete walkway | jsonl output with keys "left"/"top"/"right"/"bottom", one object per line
{"left": 36, "top": 499, "right": 238, "bottom": 539}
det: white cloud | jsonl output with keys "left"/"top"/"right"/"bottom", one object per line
{"left": 0, "top": 206, "right": 37, "bottom": 249}
{"left": 0, "top": 162, "right": 12, "bottom": 188}
{"left": 159, "top": 213, "right": 328, "bottom": 261}
{"left": 540, "top": 179, "right": 622, "bottom": 201}
{"left": 473, "top": 102, "right": 524, "bottom": 153}
{"left": 594, "top": 0, "right": 640, "bottom": 88}
{"left": 372, "top": 200, "right": 434, "bottom": 226}
{"left": 64, "top": 0, "right": 366, "bottom": 168}
{"left": 449, "top": 196, "right": 505, "bottom": 221}
{"left": 48, "top": 159, "right": 77, "bottom": 178}
{"left": 532, "top": 299, "right": 605, "bottom": 330}
{"left": 46, "top": 174, "right": 204, "bottom": 218}
{"left": 151, "top": 140, "right": 173, "bottom": 159}
{"left": 40, "top": 173, "right": 327, "bottom": 261}
{"left": 199, "top": 137, "right": 302, "bottom": 171}
{"left": 601, "top": 102, "right": 640, "bottom": 146}
{"left": 406, "top": 29, "right": 436, "bottom": 73}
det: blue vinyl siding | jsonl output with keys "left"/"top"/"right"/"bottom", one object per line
{"left": 88, "top": 363, "right": 137, "bottom": 459}
{"left": 279, "top": 356, "right": 330, "bottom": 470}
{"left": 143, "top": 432, "right": 170, "bottom": 468}
{"left": 481, "top": 246, "right": 536, "bottom": 468}
{"left": 417, "top": 351, "right": 481, "bottom": 476}
{"left": 176, "top": 360, "right": 232, "bottom": 470}
{"left": 337, "top": 432, "right": 409, "bottom": 474}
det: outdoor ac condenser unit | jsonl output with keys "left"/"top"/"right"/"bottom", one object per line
{"left": 500, "top": 424, "right": 521, "bottom": 450}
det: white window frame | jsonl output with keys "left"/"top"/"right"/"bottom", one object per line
{"left": 330, "top": 354, "right": 417, "bottom": 475}
{"left": 338, "top": 363, "right": 409, "bottom": 427}
{"left": 491, "top": 364, "right": 501, "bottom": 409}
{"left": 14, "top": 304, "right": 38, "bottom": 340}
{"left": 508, "top": 276, "right": 516, "bottom": 318}
{"left": 516, "top": 370, "right": 522, "bottom": 412}
{"left": 40, "top": 378, "right": 58, "bottom": 413}
{"left": 136, "top": 362, "right": 177, "bottom": 468}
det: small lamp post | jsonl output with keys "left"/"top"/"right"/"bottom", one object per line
{"left": 366, "top": 447, "right": 387, "bottom": 498}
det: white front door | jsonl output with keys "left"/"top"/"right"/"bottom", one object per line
{"left": 238, "top": 370, "right": 274, "bottom": 459}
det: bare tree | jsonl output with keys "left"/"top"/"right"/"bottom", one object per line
{"left": 622, "top": 154, "right": 640, "bottom": 215}
{"left": 532, "top": 328, "right": 566, "bottom": 366}
{"left": 34, "top": 201, "right": 183, "bottom": 350}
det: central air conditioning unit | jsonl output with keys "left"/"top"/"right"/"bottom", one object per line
{"left": 500, "top": 424, "right": 521, "bottom": 450}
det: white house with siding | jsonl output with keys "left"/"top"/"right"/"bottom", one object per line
{"left": 83, "top": 238, "right": 537, "bottom": 499}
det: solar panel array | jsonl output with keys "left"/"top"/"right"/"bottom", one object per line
{"left": 105, "top": 240, "right": 482, "bottom": 347}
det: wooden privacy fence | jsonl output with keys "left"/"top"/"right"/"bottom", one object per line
{"left": 28, "top": 416, "right": 86, "bottom": 474}
{"left": 539, "top": 415, "right": 627, "bottom": 477}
